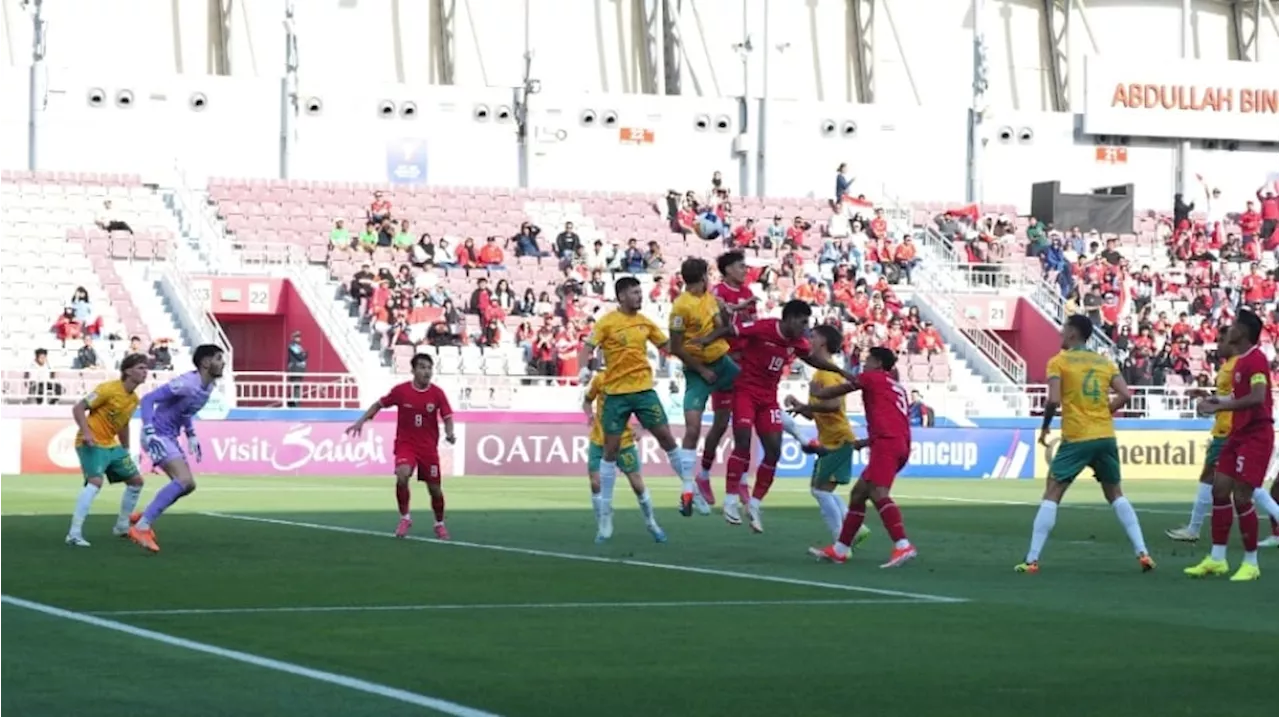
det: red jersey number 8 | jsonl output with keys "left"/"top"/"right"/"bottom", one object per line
{"left": 414, "top": 413, "right": 424, "bottom": 427}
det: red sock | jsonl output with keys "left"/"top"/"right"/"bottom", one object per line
{"left": 750, "top": 463, "right": 776, "bottom": 501}
{"left": 1210, "top": 498, "right": 1233, "bottom": 546}
{"left": 395, "top": 482, "right": 411, "bottom": 516}
{"left": 725, "top": 450, "right": 749, "bottom": 497}
{"left": 838, "top": 505, "right": 867, "bottom": 547}
{"left": 431, "top": 493, "right": 446, "bottom": 523}
{"left": 700, "top": 446, "right": 716, "bottom": 473}
{"left": 874, "top": 497, "right": 908, "bottom": 542}
{"left": 1237, "top": 502, "right": 1259, "bottom": 552}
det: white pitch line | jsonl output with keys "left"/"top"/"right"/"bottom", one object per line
{"left": 1, "top": 595, "right": 503, "bottom": 717}
{"left": 93, "top": 597, "right": 924, "bottom": 618}
{"left": 202, "top": 512, "right": 970, "bottom": 604}
{"left": 896, "top": 493, "right": 1186, "bottom": 515}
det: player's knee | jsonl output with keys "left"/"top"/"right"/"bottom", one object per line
{"left": 86, "top": 477, "right": 104, "bottom": 488}
{"left": 394, "top": 466, "right": 414, "bottom": 482}
{"left": 180, "top": 481, "right": 197, "bottom": 496}
{"left": 125, "top": 476, "right": 144, "bottom": 488}
{"left": 1230, "top": 481, "right": 1254, "bottom": 506}
{"left": 1100, "top": 483, "right": 1123, "bottom": 504}
{"left": 869, "top": 485, "right": 891, "bottom": 503}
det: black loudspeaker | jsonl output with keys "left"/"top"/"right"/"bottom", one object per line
{"left": 1030, "top": 181, "right": 1135, "bottom": 234}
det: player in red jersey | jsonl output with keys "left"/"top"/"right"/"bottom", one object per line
{"left": 697, "top": 250, "right": 760, "bottom": 513}
{"left": 697, "top": 299, "right": 854, "bottom": 531}
{"left": 809, "top": 347, "right": 919, "bottom": 568}
{"left": 347, "top": 353, "right": 457, "bottom": 540}
{"left": 1186, "top": 309, "right": 1276, "bottom": 580}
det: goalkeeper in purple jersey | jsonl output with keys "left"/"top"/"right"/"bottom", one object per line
{"left": 127, "top": 344, "right": 225, "bottom": 554}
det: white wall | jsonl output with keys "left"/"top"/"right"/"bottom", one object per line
{"left": 1, "top": 0, "right": 1276, "bottom": 212}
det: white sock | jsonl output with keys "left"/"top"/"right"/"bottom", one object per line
{"left": 1187, "top": 483, "right": 1213, "bottom": 533}
{"left": 780, "top": 411, "right": 805, "bottom": 443}
{"left": 748, "top": 496, "right": 762, "bottom": 511}
{"left": 1112, "top": 497, "right": 1148, "bottom": 556}
{"left": 724, "top": 491, "right": 740, "bottom": 507}
{"left": 1026, "top": 500, "right": 1058, "bottom": 562}
{"left": 1253, "top": 487, "right": 1280, "bottom": 522}
{"left": 637, "top": 489, "right": 656, "bottom": 524}
{"left": 1242, "top": 550, "right": 1259, "bottom": 566}
{"left": 117, "top": 484, "right": 143, "bottom": 526}
{"left": 69, "top": 483, "right": 101, "bottom": 535}
{"left": 812, "top": 488, "right": 844, "bottom": 539}
{"left": 591, "top": 493, "right": 603, "bottom": 520}
{"left": 600, "top": 460, "right": 618, "bottom": 505}
{"left": 667, "top": 448, "right": 693, "bottom": 492}
{"left": 1210, "top": 543, "right": 1228, "bottom": 561}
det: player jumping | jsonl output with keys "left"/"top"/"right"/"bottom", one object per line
{"left": 128, "top": 344, "right": 225, "bottom": 553}
{"left": 65, "top": 354, "right": 151, "bottom": 547}
{"left": 583, "top": 372, "right": 665, "bottom": 542}
{"left": 1185, "top": 309, "right": 1276, "bottom": 581}
{"left": 695, "top": 250, "right": 759, "bottom": 513}
{"left": 577, "top": 276, "right": 693, "bottom": 528}
{"left": 1015, "top": 315, "right": 1155, "bottom": 573}
{"left": 697, "top": 299, "right": 855, "bottom": 532}
{"left": 808, "top": 347, "right": 918, "bottom": 567}
{"left": 783, "top": 324, "right": 871, "bottom": 548}
{"left": 668, "top": 257, "right": 740, "bottom": 517}
{"left": 346, "top": 353, "right": 457, "bottom": 540}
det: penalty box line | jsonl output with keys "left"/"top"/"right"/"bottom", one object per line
{"left": 201, "top": 511, "right": 971, "bottom": 605}
{"left": 92, "top": 598, "right": 928, "bottom": 618}
{"left": 1, "top": 595, "right": 504, "bottom": 717}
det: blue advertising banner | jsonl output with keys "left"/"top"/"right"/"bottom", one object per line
{"left": 770, "top": 427, "right": 1036, "bottom": 480}
{"left": 386, "top": 138, "right": 428, "bottom": 185}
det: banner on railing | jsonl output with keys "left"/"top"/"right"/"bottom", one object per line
{"left": 12, "top": 414, "right": 1211, "bottom": 481}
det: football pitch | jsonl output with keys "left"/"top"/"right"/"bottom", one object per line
{"left": 2, "top": 474, "right": 1276, "bottom": 717}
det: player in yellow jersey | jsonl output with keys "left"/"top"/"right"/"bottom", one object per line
{"left": 577, "top": 275, "right": 690, "bottom": 528}
{"left": 1015, "top": 314, "right": 1155, "bottom": 573}
{"left": 583, "top": 373, "right": 665, "bottom": 543}
{"left": 668, "top": 257, "right": 739, "bottom": 517}
{"left": 783, "top": 324, "right": 872, "bottom": 548}
{"left": 65, "top": 354, "right": 151, "bottom": 547}
{"left": 1167, "top": 337, "right": 1239, "bottom": 542}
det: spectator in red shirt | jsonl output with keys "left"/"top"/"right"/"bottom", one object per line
{"left": 478, "top": 237, "right": 505, "bottom": 268}
{"left": 1257, "top": 183, "right": 1278, "bottom": 244}
{"left": 894, "top": 235, "right": 920, "bottom": 282}
{"left": 1239, "top": 200, "right": 1262, "bottom": 241}
{"left": 369, "top": 191, "right": 392, "bottom": 224}
{"left": 455, "top": 238, "right": 479, "bottom": 268}
{"left": 784, "top": 216, "right": 808, "bottom": 249}
{"left": 869, "top": 208, "right": 888, "bottom": 240}
{"left": 914, "top": 321, "right": 943, "bottom": 356}
{"left": 1242, "top": 263, "right": 1266, "bottom": 303}
{"left": 731, "top": 218, "right": 758, "bottom": 249}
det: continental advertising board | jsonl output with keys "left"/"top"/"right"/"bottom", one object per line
{"left": 1034, "top": 431, "right": 1221, "bottom": 481}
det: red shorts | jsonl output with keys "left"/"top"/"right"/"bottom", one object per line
{"left": 394, "top": 445, "right": 442, "bottom": 484}
{"left": 711, "top": 390, "right": 733, "bottom": 412}
{"left": 732, "top": 388, "right": 781, "bottom": 434}
{"left": 861, "top": 438, "right": 911, "bottom": 488}
{"left": 1215, "top": 432, "right": 1275, "bottom": 489}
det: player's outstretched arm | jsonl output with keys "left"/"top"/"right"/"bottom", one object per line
{"left": 809, "top": 378, "right": 859, "bottom": 401}
{"left": 1106, "top": 374, "right": 1132, "bottom": 415}
{"left": 800, "top": 353, "right": 856, "bottom": 383}
{"left": 802, "top": 382, "right": 844, "bottom": 414}
{"left": 346, "top": 402, "right": 383, "bottom": 436}
{"left": 1200, "top": 372, "right": 1268, "bottom": 414}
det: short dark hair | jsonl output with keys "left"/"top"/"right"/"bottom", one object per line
{"left": 129, "top": 335, "right": 141, "bottom": 342}
{"left": 716, "top": 250, "right": 745, "bottom": 275}
{"left": 868, "top": 346, "right": 897, "bottom": 371}
{"left": 781, "top": 299, "right": 812, "bottom": 321}
{"left": 192, "top": 344, "right": 224, "bottom": 368}
{"left": 615, "top": 276, "right": 641, "bottom": 295}
{"left": 1065, "top": 314, "right": 1094, "bottom": 343}
{"left": 812, "top": 324, "right": 843, "bottom": 353}
{"left": 1236, "top": 309, "right": 1264, "bottom": 344}
{"left": 120, "top": 353, "right": 150, "bottom": 375}
{"left": 34, "top": 348, "right": 47, "bottom": 358}
{"left": 680, "top": 257, "right": 709, "bottom": 285}
{"left": 411, "top": 353, "right": 434, "bottom": 370}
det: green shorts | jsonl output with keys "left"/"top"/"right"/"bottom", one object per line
{"left": 601, "top": 390, "right": 668, "bottom": 435}
{"left": 811, "top": 442, "right": 855, "bottom": 486}
{"left": 682, "top": 355, "right": 741, "bottom": 413}
{"left": 76, "top": 445, "right": 140, "bottom": 484}
{"left": 1203, "top": 437, "right": 1226, "bottom": 472}
{"left": 1050, "top": 437, "right": 1121, "bottom": 485}
{"left": 588, "top": 442, "right": 641, "bottom": 475}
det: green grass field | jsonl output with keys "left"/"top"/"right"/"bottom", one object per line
{"left": 2, "top": 474, "right": 1276, "bottom": 717}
